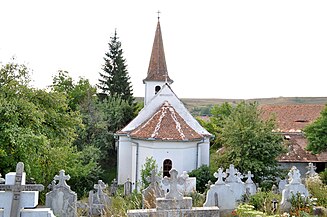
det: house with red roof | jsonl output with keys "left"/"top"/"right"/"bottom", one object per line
{"left": 116, "top": 19, "right": 211, "bottom": 188}
{"left": 260, "top": 104, "right": 327, "bottom": 175}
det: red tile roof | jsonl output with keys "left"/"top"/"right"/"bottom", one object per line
{"left": 143, "top": 20, "right": 173, "bottom": 83}
{"left": 278, "top": 134, "right": 327, "bottom": 162}
{"left": 129, "top": 101, "right": 203, "bottom": 141}
{"left": 260, "top": 105, "right": 324, "bottom": 132}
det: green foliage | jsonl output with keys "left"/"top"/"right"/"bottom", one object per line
{"left": 188, "top": 165, "right": 215, "bottom": 193}
{"left": 197, "top": 102, "right": 233, "bottom": 149}
{"left": 321, "top": 168, "right": 327, "bottom": 185}
{"left": 98, "top": 30, "right": 134, "bottom": 104}
{"left": 106, "top": 187, "right": 142, "bottom": 216}
{"left": 289, "top": 192, "right": 312, "bottom": 216}
{"left": 140, "top": 156, "right": 160, "bottom": 189}
{"left": 212, "top": 101, "right": 286, "bottom": 183}
{"left": 0, "top": 62, "right": 101, "bottom": 200}
{"left": 304, "top": 104, "right": 327, "bottom": 154}
{"left": 235, "top": 204, "right": 266, "bottom": 217}
{"left": 249, "top": 191, "right": 282, "bottom": 215}
{"left": 306, "top": 176, "right": 327, "bottom": 207}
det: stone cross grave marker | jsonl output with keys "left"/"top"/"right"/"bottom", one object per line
{"left": 289, "top": 166, "right": 301, "bottom": 184}
{"left": 306, "top": 162, "right": 318, "bottom": 177}
{"left": 180, "top": 171, "right": 189, "bottom": 180}
{"left": 89, "top": 180, "right": 110, "bottom": 216}
{"left": 245, "top": 171, "right": 254, "bottom": 184}
{"left": 0, "top": 162, "right": 44, "bottom": 217}
{"left": 147, "top": 169, "right": 161, "bottom": 185}
{"left": 214, "top": 168, "right": 226, "bottom": 185}
{"left": 236, "top": 171, "right": 244, "bottom": 183}
{"left": 110, "top": 178, "right": 118, "bottom": 196}
{"left": 124, "top": 178, "right": 132, "bottom": 196}
{"left": 142, "top": 169, "right": 164, "bottom": 209}
{"left": 226, "top": 164, "right": 238, "bottom": 183}
{"left": 54, "top": 169, "right": 70, "bottom": 189}
{"left": 162, "top": 169, "right": 185, "bottom": 200}
{"left": 46, "top": 170, "right": 77, "bottom": 217}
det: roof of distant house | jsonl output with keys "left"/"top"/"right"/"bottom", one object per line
{"left": 260, "top": 104, "right": 325, "bottom": 132}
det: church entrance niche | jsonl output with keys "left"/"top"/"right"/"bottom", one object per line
{"left": 155, "top": 85, "right": 161, "bottom": 94}
{"left": 163, "top": 159, "right": 172, "bottom": 177}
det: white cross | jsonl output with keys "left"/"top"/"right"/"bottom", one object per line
{"left": 306, "top": 163, "right": 317, "bottom": 177}
{"left": 180, "top": 171, "right": 189, "bottom": 180}
{"left": 162, "top": 169, "right": 184, "bottom": 200}
{"left": 214, "top": 168, "right": 226, "bottom": 185}
{"left": 147, "top": 169, "right": 161, "bottom": 185}
{"left": 54, "top": 170, "right": 70, "bottom": 189}
{"left": 226, "top": 164, "right": 238, "bottom": 183}
{"left": 245, "top": 171, "right": 254, "bottom": 184}
{"left": 0, "top": 162, "right": 44, "bottom": 217}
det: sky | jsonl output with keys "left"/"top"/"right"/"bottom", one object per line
{"left": 1, "top": 0, "right": 327, "bottom": 99}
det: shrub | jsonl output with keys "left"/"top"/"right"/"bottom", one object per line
{"left": 249, "top": 191, "right": 281, "bottom": 215}
{"left": 306, "top": 176, "right": 327, "bottom": 207}
{"left": 188, "top": 165, "right": 215, "bottom": 193}
{"left": 320, "top": 168, "right": 327, "bottom": 185}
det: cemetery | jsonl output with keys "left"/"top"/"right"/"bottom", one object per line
{"left": 0, "top": 161, "right": 326, "bottom": 216}
{"left": 1, "top": 5, "right": 327, "bottom": 217}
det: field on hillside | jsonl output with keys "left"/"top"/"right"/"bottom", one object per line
{"left": 136, "top": 97, "right": 327, "bottom": 116}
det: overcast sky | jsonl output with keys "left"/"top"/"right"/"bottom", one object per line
{"left": 1, "top": 0, "right": 327, "bottom": 99}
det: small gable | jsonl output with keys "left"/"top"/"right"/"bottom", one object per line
{"left": 130, "top": 101, "right": 203, "bottom": 141}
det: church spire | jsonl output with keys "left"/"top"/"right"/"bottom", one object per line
{"left": 143, "top": 17, "right": 173, "bottom": 83}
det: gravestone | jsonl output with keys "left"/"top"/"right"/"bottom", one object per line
{"left": 124, "top": 178, "right": 132, "bottom": 196}
{"left": 128, "top": 168, "right": 219, "bottom": 217}
{"left": 109, "top": 178, "right": 118, "bottom": 196}
{"left": 204, "top": 167, "right": 236, "bottom": 214}
{"left": 142, "top": 169, "right": 164, "bottom": 209}
{"left": 0, "top": 174, "right": 4, "bottom": 184}
{"left": 88, "top": 180, "right": 110, "bottom": 216}
{"left": 0, "top": 162, "right": 54, "bottom": 217}
{"left": 280, "top": 166, "right": 309, "bottom": 212}
{"left": 225, "top": 164, "right": 245, "bottom": 201}
{"left": 46, "top": 169, "right": 77, "bottom": 217}
{"left": 244, "top": 171, "right": 256, "bottom": 195}
{"left": 306, "top": 162, "right": 318, "bottom": 178}
{"left": 278, "top": 179, "right": 287, "bottom": 193}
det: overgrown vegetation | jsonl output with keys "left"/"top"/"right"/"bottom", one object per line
{"left": 206, "top": 102, "right": 286, "bottom": 183}
{"left": 304, "top": 104, "right": 327, "bottom": 154}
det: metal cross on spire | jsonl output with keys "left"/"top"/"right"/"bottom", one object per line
{"left": 157, "top": 10, "right": 161, "bottom": 20}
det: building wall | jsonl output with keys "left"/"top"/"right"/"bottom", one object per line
{"left": 144, "top": 81, "right": 166, "bottom": 105}
{"left": 279, "top": 162, "right": 311, "bottom": 178}
{"left": 117, "top": 135, "right": 133, "bottom": 185}
{"left": 118, "top": 138, "right": 210, "bottom": 190}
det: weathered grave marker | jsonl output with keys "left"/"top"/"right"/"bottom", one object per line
{"left": 124, "top": 178, "right": 132, "bottom": 196}
{"left": 142, "top": 169, "right": 164, "bottom": 209}
{"left": 46, "top": 170, "right": 77, "bottom": 217}
{"left": 0, "top": 162, "right": 44, "bottom": 217}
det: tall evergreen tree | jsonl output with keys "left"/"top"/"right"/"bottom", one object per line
{"left": 98, "top": 30, "right": 134, "bottom": 104}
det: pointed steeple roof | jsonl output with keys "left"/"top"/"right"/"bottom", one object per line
{"left": 144, "top": 19, "right": 173, "bottom": 83}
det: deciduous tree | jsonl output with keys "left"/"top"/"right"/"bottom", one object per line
{"left": 304, "top": 105, "right": 327, "bottom": 154}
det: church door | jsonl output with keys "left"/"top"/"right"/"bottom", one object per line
{"left": 163, "top": 159, "right": 172, "bottom": 177}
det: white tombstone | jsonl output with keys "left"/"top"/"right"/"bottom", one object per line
{"left": 225, "top": 165, "right": 245, "bottom": 200}
{"left": 306, "top": 163, "right": 318, "bottom": 178}
{"left": 244, "top": 171, "right": 257, "bottom": 195}
{"left": 280, "top": 166, "right": 309, "bottom": 212}
{"left": 46, "top": 170, "right": 77, "bottom": 217}
{"left": 204, "top": 167, "right": 236, "bottom": 211}
{"left": 0, "top": 162, "right": 54, "bottom": 217}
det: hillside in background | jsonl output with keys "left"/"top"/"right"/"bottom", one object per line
{"left": 136, "top": 97, "right": 327, "bottom": 116}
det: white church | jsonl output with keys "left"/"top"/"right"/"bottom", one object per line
{"left": 116, "top": 18, "right": 212, "bottom": 189}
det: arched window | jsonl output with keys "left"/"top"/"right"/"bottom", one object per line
{"left": 163, "top": 159, "right": 172, "bottom": 177}
{"left": 155, "top": 85, "right": 161, "bottom": 94}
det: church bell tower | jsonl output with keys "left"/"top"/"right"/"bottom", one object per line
{"left": 143, "top": 16, "right": 173, "bottom": 105}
